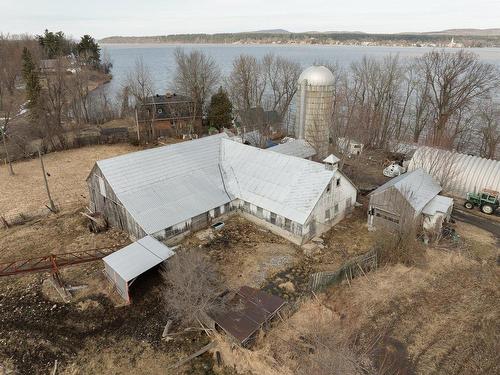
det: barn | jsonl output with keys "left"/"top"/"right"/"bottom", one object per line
{"left": 87, "top": 133, "right": 357, "bottom": 245}
{"left": 367, "top": 169, "right": 453, "bottom": 233}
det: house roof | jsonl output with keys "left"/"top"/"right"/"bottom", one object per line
{"left": 103, "top": 236, "right": 175, "bottom": 282}
{"left": 95, "top": 133, "right": 339, "bottom": 234}
{"left": 269, "top": 139, "right": 317, "bottom": 159}
{"left": 370, "top": 169, "right": 442, "bottom": 213}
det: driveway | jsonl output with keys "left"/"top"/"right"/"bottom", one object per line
{"left": 452, "top": 208, "right": 500, "bottom": 241}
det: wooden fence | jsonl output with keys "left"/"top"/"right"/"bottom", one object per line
{"left": 309, "top": 249, "right": 378, "bottom": 292}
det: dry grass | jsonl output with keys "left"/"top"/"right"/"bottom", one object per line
{"left": 0, "top": 144, "right": 138, "bottom": 218}
{"left": 226, "top": 249, "right": 500, "bottom": 375}
{"left": 0, "top": 204, "right": 130, "bottom": 262}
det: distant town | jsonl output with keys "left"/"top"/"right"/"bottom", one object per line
{"left": 100, "top": 28, "right": 500, "bottom": 48}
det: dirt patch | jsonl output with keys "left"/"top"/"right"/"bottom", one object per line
{"left": 184, "top": 216, "right": 300, "bottom": 290}
{"left": 0, "top": 144, "right": 138, "bottom": 219}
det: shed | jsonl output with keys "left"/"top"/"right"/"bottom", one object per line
{"left": 367, "top": 169, "right": 453, "bottom": 232}
{"left": 210, "top": 286, "right": 286, "bottom": 346}
{"left": 103, "top": 236, "right": 174, "bottom": 303}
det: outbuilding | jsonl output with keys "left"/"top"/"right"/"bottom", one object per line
{"left": 103, "top": 236, "right": 174, "bottom": 303}
{"left": 367, "top": 169, "right": 453, "bottom": 234}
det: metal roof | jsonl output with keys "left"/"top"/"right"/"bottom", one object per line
{"left": 370, "top": 169, "right": 442, "bottom": 213}
{"left": 221, "top": 138, "right": 334, "bottom": 224}
{"left": 298, "top": 65, "right": 335, "bottom": 86}
{"left": 97, "top": 133, "right": 231, "bottom": 234}
{"left": 323, "top": 154, "right": 340, "bottom": 164}
{"left": 269, "top": 139, "right": 317, "bottom": 159}
{"left": 103, "top": 236, "right": 175, "bottom": 282}
{"left": 408, "top": 146, "right": 500, "bottom": 197}
{"left": 95, "top": 133, "right": 337, "bottom": 233}
{"left": 422, "top": 195, "right": 454, "bottom": 216}
{"left": 210, "top": 286, "right": 286, "bottom": 345}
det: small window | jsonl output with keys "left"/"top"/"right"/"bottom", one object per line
{"left": 257, "top": 207, "right": 263, "bottom": 218}
{"left": 325, "top": 209, "right": 330, "bottom": 220}
{"left": 336, "top": 178, "right": 341, "bottom": 187}
{"left": 334, "top": 203, "right": 339, "bottom": 214}
{"left": 284, "top": 218, "right": 291, "bottom": 231}
{"left": 270, "top": 212, "right": 277, "bottom": 224}
{"left": 326, "top": 183, "right": 331, "bottom": 193}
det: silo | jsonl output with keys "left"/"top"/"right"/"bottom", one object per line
{"left": 295, "top": 66, "right": 335, "bottom": 159}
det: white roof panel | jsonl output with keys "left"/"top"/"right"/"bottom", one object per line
{"left": 103, "top": 236, "right": 174, "bottom": 282}
{"left": 269, "top": 139, "right": 317, "bottom": 159}
{"left": 422, "top": 195, "right": 454, "bottom": 216}
{"left": 371, "top": 169, "right": 442, "bottom": 213}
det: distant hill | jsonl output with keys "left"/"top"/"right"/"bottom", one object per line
{"left": 250, "top": 29, "right": 291, "bottom": 34}
{"left": 99, "top": 28, "right": 500, "bottom": 47}
{"left": 426, "top": 28, "right": 500, "bottom": 36}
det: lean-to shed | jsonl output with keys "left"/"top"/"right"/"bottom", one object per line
{"left": 103, "top": 236, "right": 174, "bottom": 303}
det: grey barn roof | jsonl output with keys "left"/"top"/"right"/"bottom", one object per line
{"left": 370, "top": 169, "right": 442, "bottom": 213}
{"left": 269, "top": 139, "right": 317, "bottom": 159}
{"left": 103, "top": 236, "right": 175, "bottom": 282}
{"left": 93, "top": 134, "right": 338, "bottom": 234}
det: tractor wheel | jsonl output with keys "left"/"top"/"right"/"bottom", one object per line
{"left": 481, "top": 204, "right": 494, "bottom": 215}
{"left": 464, "top": 201, "right": 474, "bottom": 209}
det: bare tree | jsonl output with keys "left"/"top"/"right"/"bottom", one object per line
{"left": 161, "top": 249, "right": 224, "bottom": 326}
{"left": 477, "top": 101, "right": 500, "bottom": 159}
{"left": 226, "top": 54, "right": 266, "bottom": 112}
{"left": 126, "top": 58, "right": 155, "bottom": 141}
{"left": 417, "top": 50, "right": 500, "bottom": 147}
{"left": 262, "top": 53, "right": 301, "bottom": 119}
{"left": 172, "top": 48, "right": 220, "bottom": 118}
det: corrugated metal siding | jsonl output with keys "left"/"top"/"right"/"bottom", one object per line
{"left": 408, "top": 147, "right": 500, "bottom": 197}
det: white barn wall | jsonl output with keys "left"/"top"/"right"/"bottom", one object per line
{"left": 304, "top": 171, "right": 357, "bottom": 240}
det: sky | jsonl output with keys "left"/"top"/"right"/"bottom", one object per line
{"left": 1, "top": 0, "right": 499, "bottom": 39}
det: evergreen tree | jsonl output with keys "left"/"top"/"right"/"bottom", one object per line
{"left": 21, "top": 47, "right": 41, "bottom": 111}
{"left": 76, "top": 35, "right": 101, "bottom": 67}
{"left": 37, "top": 29, "right": 73, "bottom": 58}
{"left": 208, "top": 87, "right": 232, "bottom": 130}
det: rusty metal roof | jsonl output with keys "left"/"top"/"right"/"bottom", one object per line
{"left": 210, "top": 286, "right": 286, "bottom": 345}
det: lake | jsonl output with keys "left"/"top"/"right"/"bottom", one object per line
{"left": 100, "top": 44, "right": 500, "bottom": 97}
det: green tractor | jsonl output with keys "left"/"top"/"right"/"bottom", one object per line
{"left": 464, "top": 189, "right": 499, "bottom": 215}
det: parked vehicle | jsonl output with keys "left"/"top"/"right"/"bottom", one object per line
{"left": 383, "top": 163, "right": 406, "bottom": 177}
{"left": 464, "top": 190, "right": 499, "bottom": 215}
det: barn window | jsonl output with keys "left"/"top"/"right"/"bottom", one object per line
{"left": 284, "top": 218, "right": 291, "bottom": 231}
{"left": 334, "top": 203, "right": 339, "bottom": 214}
{"left": 97, "top": 176, "right": 107, "bottom": 198}
{"left": 257, "top": 207, "right": 263, "bottom": 218}
{"left": 336, "top": 178, "right": 341, "bottom": 187}
{"left": 326, "top": 183, "right": 331, "bottom": 193}
{"left": 325, "top": 209, "right": 330, "bottom": 220}
{"left": 270, "top": 212, "right": 277, "bottom": 224}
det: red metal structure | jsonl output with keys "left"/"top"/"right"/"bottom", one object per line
{"left": 0, "top": 245, "right": 123, "bottom": 278}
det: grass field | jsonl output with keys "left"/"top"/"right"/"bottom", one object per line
{"left": 0, "top": 144, "right": 138, "bottom": 218}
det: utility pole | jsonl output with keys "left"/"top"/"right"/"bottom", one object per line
{"left": 38, "top": 148, "right": 56, "bottom": 212}
{"left": 1, "top": 129, "right": 14, "bottom": 176}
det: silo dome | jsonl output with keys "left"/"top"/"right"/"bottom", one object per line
{"left": 298, "top": 66, "right": 335, "bottom": 86}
